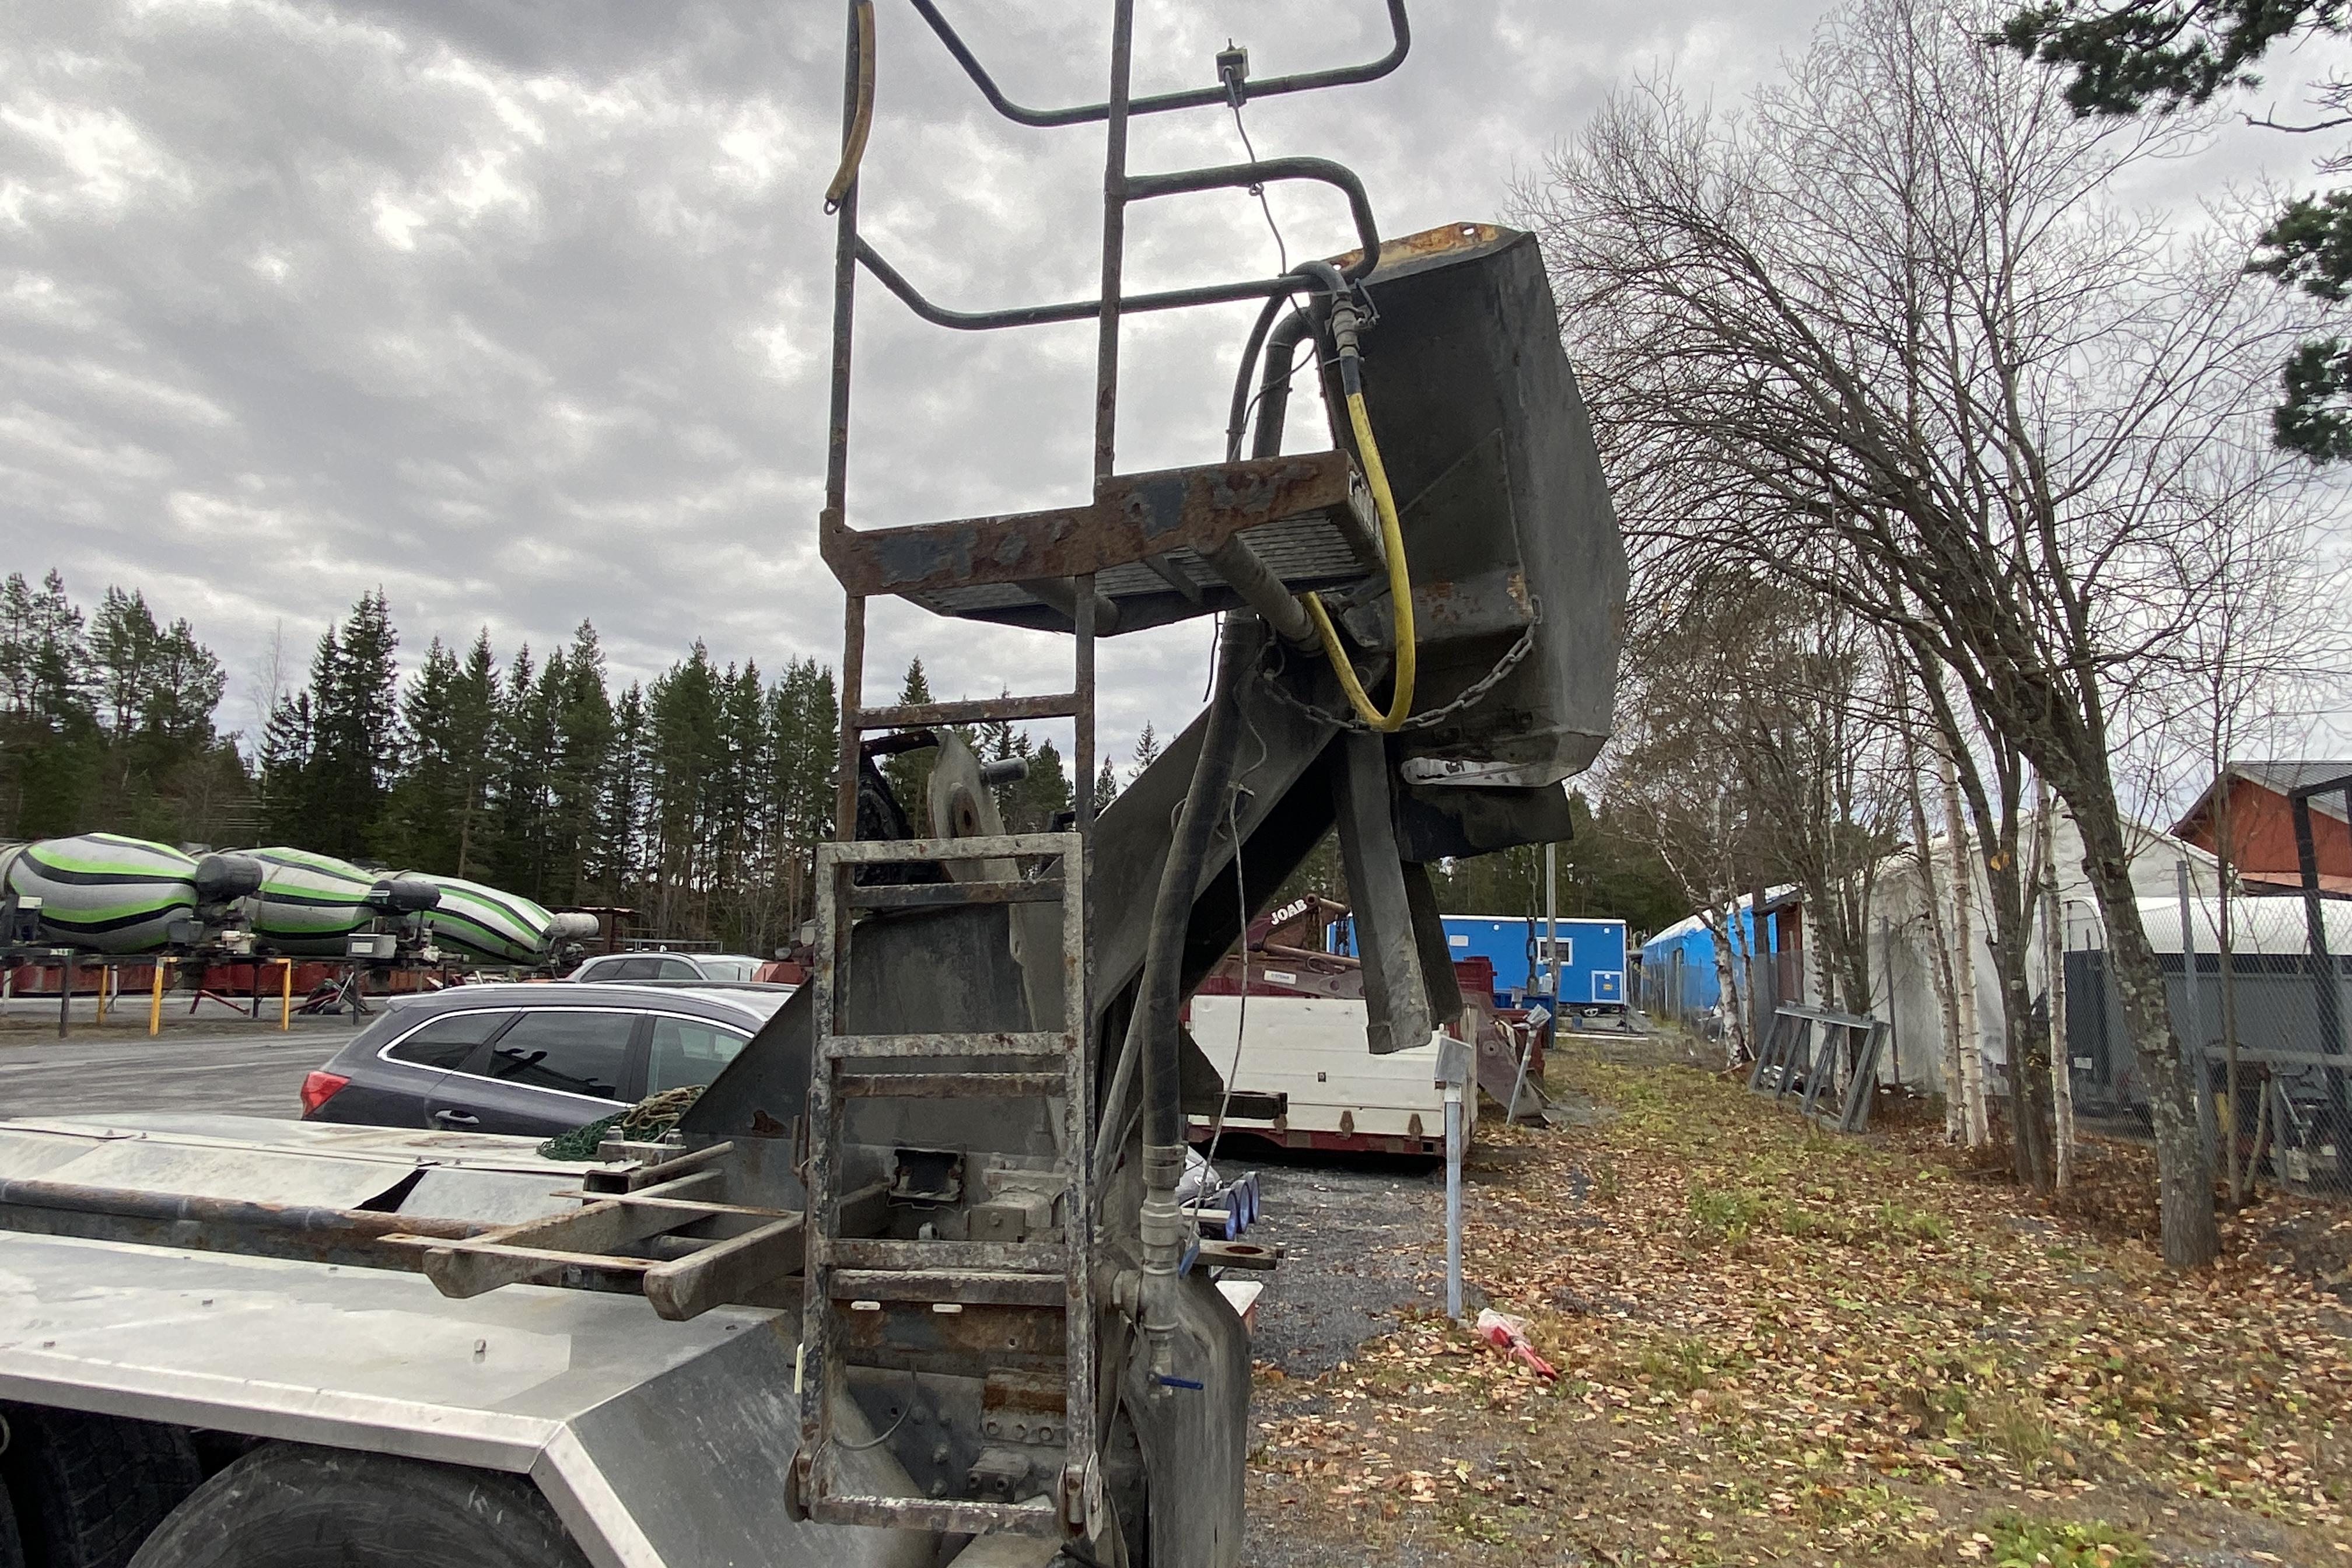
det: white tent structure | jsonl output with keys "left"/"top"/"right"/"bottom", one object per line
{"left": 1864, "top": 808, "right": 2222, "bottom": 1093}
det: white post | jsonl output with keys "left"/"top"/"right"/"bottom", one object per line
{"left": 1437, "top": 1029, "right": 1468, "bottom": 1319}
{"left": 2179, "top": 859, "right": 2213, "bottom": 1159}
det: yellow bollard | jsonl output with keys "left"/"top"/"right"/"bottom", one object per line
{"left": 149, "top": 957, "right": 167, "bottom": 1037}
{"left": 94, "top": 964, "right": 108, "bottom": 1027}
{"left": 279, "top": 958, "right": 293, "bottom": 1031}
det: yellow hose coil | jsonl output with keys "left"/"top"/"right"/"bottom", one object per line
{"left": 1299, "top": 388, "right": 1416, "bottom": 730}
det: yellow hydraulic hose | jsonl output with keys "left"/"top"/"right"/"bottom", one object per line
{"left": 1299, "top": 385, "right": 1416, "bottom": 730}
{"left": 824, "top": 1, "right": 876, "bottom": 214}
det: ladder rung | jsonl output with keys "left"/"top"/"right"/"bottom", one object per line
{"left": 848, "top": 877, "right": 1062, "bottom": 911}
{"left": 821, "top": 1031, "right": 1073, "bottom": 1061}
{"left": 820, "top": 832, "right": 1076, "bottom": 866}
{"left": 818, "top": 1237, "right": 1066, "bottom": 1273}
{"left": 838, "top": 1072, "right": 1065, "bottom": 1098}
{"left": 810, "top": 1495, "right": 1062, "bottom": 1538}
{"left": 830, "top": 1268, "right": 1067, "bottom": 1307}
{"left": 856, "top": 693, "right": 1081, "bottom": 729}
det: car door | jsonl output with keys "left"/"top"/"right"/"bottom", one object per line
{"left": 312, "top": 1007, "right": 520, "bottom": 1128}
{"left": 643, "top": 1012, "right": 755, "bottom": 1097}
{"left": 430, "top": 1006, "right": 646, "bottom": 1136}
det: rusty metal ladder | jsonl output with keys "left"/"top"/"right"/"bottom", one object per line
{"left": 795, "top": 828, "right": 1094, "bottom": 1535}
{"left": 797, "top": 0, "right": 1408, "bottom": 1540}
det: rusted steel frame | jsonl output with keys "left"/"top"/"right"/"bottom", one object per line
{"left": 396, "top": 1236, "right": 657, "bottom": 1298}
{"left": 819, "top": 1236, "right": 1065, "bottom": 1273}
{"left": 1260, "top": 940, "right": 1360, "bottom": 969}
{"left": 802, "top": 834, "right": 851, "bottom": 1502}
{"left": 853, "top": 693, "right": 1081, "bottom": 729}
{"left": 847, "top": 877, "right": 1062, "bottom": 911}
{"left": 402, "top": 1168, "right": 723, "bottom": 1299}
{"left": 0, "top": 1201, "right": 479, "bottom": 1277}
{"left": 619, "top": 1138, "right": 736, "bottom": 1191}
{"left": 1075, "top": 577, "right": 1097, "bottom": 831}
{"left": 837, "top": 1071, "right": 1065, "bottom": 1098}
{"left": 815, "top": 1494, "right": 1060, "bottom": 1538}
{"left": 855, "top": 235, "right": 1325, "bottom": 332}
{"left": 0, "top": 1185, "right": 477, "bottom": 1241}
{"left": 824, "top": 830, "right": 1075, "bottom": 864}
{"left": 825, "top": 0, "right": 867, "bottom": 847}
{"left": 1059, "top": 791, "right": 1095, "bottom": 1528}
{"left": 649, "top": 1178, "right": 898, "bottom": 1325}
{"left": 1126, "top": 159, "right": 1380, "bottom": 279}
{"left": 828, "top": 1268, "right": 1065, "bottom": 1307}
{"left": 835, "top": 596, "right": 866, "bottom": 857}
{"left": 1094, "top": 0, "right": 1132, "bottom": 484}
{"left": 819, "top": 452, "right": 1355, "bottom": 598}
{"left": 645, "top": 1216, "right": 802, "bottom": 1321}
{"left": 819, "top": 1031, "right": 1073, "bottom": 1061}
{"left": 905, "top": 0, "right": 1409, "bottom": 130}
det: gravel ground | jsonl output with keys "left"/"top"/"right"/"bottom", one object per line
{"left": 1212, "top": 1144, "right": 1452, "bottom": 1378}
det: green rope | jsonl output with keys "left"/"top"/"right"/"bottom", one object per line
{"left": 537, "top": 1084, "right": 707, "bottom": 1160}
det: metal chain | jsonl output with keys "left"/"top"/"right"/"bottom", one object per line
{"left": 1256, "top": 598, "right": 1544, "bottom": 733}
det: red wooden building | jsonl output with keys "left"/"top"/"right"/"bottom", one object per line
{"left": 2172, "top": 761, "right": 2352, "bottom": 898}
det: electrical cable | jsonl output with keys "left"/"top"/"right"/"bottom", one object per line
{"left": 1229, "top": 100, "right": 1288, "bottom": 276}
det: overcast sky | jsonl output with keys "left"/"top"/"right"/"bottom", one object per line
{"left": 3, "top": 1, "right": 2343, "bottom": 775}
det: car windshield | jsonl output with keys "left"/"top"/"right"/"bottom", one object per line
{"left": 697, "top": 957, "right": 761, "bottom": 981}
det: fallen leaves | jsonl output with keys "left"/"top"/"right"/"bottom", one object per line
{"left": 1246, "top": 1051, "right": 2352, "bottom": 1566}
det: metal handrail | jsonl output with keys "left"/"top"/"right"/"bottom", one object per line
{"left": 855, "top": 158, "right": 1380, "bottom": 332}
{"left": 906, "top": 0, "right": 1410, "bottom": 128}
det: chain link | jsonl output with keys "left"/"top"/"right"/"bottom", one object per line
{"left": 1255, "top": 598, "right": 1544, "bottom": 733}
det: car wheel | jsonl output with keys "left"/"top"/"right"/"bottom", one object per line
{"left": 0, "top": 1405, "right": 202, "bottom": 1568}
{"left": 127, "top": 1443, "right": 586, "bottom": 1568}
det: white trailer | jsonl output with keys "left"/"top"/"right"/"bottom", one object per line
{"left": 1184, "top": 995, "right": 1474, "bottom": 1157}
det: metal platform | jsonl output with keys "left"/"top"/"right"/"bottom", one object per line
{"left": 821, "top": 452, "right": 1381, "bottom": 635}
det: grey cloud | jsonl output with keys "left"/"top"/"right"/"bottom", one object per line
{"left": 4, "top": 0, "right": 1957, "bottom": 768}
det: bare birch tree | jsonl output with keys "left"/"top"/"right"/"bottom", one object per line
{"left": 1518, "top": 0, "right": 2321, "bottom": 1263}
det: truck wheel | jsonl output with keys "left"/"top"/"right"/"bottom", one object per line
{"left": 1, "top": 1478, "right": 25, "bottom": 1568}
{"left": 128, "top": 1444, "right": 586, "bottom": 1568}
{"left": 0, "top": 1406, "right": 201, "bottom": 1568}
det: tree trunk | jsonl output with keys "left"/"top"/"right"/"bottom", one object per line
{"left": 1903, "top": 725, "right": 1967, "bottom": 1140}
{"left": 2038, "top": 778, "right": 2074, "bottom": 1191}
{"left": 1940, "top": 741, "right": 1988, "bottom": 1146}
{"left": 1990, "top": 839, "right": 2055, "bottom": 1194}
{"left": 2070, "top": 794, "right": 2219, "bottom": 1267}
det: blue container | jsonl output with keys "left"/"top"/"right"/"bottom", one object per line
{"left": 1329, "top": 912, "right": 1628, "bottom": 1012}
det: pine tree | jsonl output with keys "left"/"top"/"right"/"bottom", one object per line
{"left": 1094, "top": 757, "right": 1118, "bottom": 809}
{"left": 599, "top": 681, "right": 650, "bottom": 902}
{"left": 1004, "top": 738, "right": 1073, "bottom": 831}
{"left": 1130, "top": 721, "right": 1159, "bottom": 784}
{"left": 548, "top": 622, "right": 613, "bottom": 905}
{"left": 881, "top": 658, "right": 936, "bottom": 814}
{"left": 295, "top": 591, "right": 400, "bottom": 860}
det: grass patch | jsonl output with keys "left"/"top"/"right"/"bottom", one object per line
{"left": 1984, "top": 1513, "right": 2147, "bottom": 1567}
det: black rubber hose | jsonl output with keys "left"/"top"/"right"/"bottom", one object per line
{"left": 1251, "top": 308, "right": 1318, "bottom": 461}
{"left": 1223, "top": 261, "right": 1348, "bottom": 463}
{"left": 1138, "top": 616, "right": 1251, "bottom": 1152}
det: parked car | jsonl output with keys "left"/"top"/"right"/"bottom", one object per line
{"left": 567, "top": 950, "right": 768, "bottom": 983}
{"left": 299, "top": 982, "right": 792, "bottom": 1137}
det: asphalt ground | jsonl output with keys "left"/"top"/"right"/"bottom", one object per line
{"left": 0, "top": 1017, "right": 351, "bottom": 1120}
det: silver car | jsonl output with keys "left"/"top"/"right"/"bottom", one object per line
{"left": 568, "top": 950, "right": 768, "bottom": 983}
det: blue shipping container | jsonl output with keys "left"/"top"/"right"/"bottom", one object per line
{"left": 1331, "top": 913, "right": 1628, "bottom": 1012}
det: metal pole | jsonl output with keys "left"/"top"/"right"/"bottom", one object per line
{"left": 57, "top": 954, "right": 71, "bottom": 1039}
{"left": 94, "top": 962, "right": 107, "bottom": 1027}
{"left": 149, "top": 958, "right": 167, "bottom": 1037}
{"left": 280, "top": 958, "right": 293, "bottom": 1031}
{"left": 825, "top": 0, "right": 866, "bottom": 851}
{"left": 1504, "top": 1021, "right": 1533, "bottom": 1123}
{"left": 1093, "top": 0, "right": 1135, "bottom": 482}
{"left": 2291, "top": 791, "right": 2344, "bottom": 1126}
{"left": 1544, "top": 840, "right": 1559, "bottom": 1003}
{"left": 1443, "top": 1078, "right": 1463, "bottom": 1318}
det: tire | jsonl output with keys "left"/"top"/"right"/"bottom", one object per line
{"left": 0, "top": 1479, "right": 26, "bottom": 1568}
{"left": 128, "top": 1444, "right": 587, "bottom": 1568}
{"left": 0, "top": 1406, "right": 201, "bottom": 1568}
